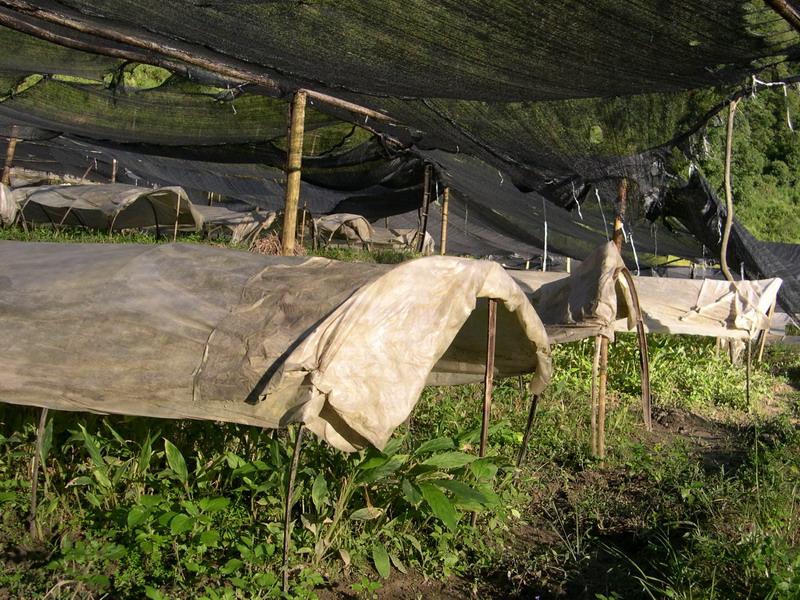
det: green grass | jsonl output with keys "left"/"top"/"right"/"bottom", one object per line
{"left": 1, "top": 334, "right": 797, "bottom": 599}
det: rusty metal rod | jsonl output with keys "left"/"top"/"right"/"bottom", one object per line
{"left": 282, "top": 425, "right": 305, "bottom": 594}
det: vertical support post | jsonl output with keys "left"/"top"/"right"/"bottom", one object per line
{"left": 590, "top": 336, "right": 601, "bottom": 456}
{"left": 299, "top": 202, "right": 308, "bottom": 248}
{"left": 172, "top": 194, "right": 181, "bottom": 242}
{"left": 29, "top": 407, "right": 49, "bottom": 539}
{"left": 480, "top": 299, "right": 497, "bottom": 457}
{"left": 281, "top": 91, "right": 307, "bottom": 256}
{"left": 720, "top": 98, "right": 741, "bottom": 283}
{"left": 473, "top": 299, "right": 497, "bottom": 525}
{"left": 566, "top": 257, "right": 571, "bottom": 274}
{"left": 516, "top": 394, "right": 540, "bottom": 468}
{"left": 746, "top": 338, "right": 752, "bottom": 410}
{"left": 111, "top": 158, "right": 118, "bottom": 183}
{"left": 418, "top": 164, "right": 432, "bottom": 253}
{"left": 756, "top": 298, "right": 776, "bottom": 364}
{"left": 282, "top": 425, "right": 305, "bottom": 594}
{"left": 597, "top": 335, "right": 609, "bottom": 461}
{"left": 2, "top": 126, "right": 19, "bottom": 186}
{"left": 439, "top": 185, "right": 449, "bottom": 256}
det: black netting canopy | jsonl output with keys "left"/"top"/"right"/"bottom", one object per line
{"left": 0, "top": 0, "right": 799, "bottom": 313}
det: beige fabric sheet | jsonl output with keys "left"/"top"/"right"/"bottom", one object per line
{"left": 193, "top": 204, "right": 276, "bottom": 245}
{"left": 0, "top": 242, "right": 550, "bottom": 452}
{"left": 12, "top": 184, "right": 203, "bottom": 232}
{"left": 0, "top": 183, "right": 15, "bottom": 226}
{"left": 512, "top": 243, "right": 782, "bottom": 341}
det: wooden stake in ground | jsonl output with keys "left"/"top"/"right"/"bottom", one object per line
{"left": 590, "top": 335, "right": 601, "bottom": 456}
{"left": 111, "top": 158, "right": 117, "bottom": 183}
{"left": 756, "top": 299, "right": 776, "bottom": 364}
{"left": 172, "top": 194, "right": 181, "bottom": 242}
{"left": 2, "top": 127, "right": 19, "bottom": 186}
{"left": 597, "top": 334, "right": 609, "bottom": 460}
{"left": 516, "top": 393, "right": 540, "bottom": 468}
{"left": 439, "top": 185, "right": 449, "bottom": 255}
{"left": 720, "top": 98, "right": 741, "bottom": 284}
{"left": 281, "top": 90, "right": 307, "bottom": 256}
{"left": 480, "top": 299, "right": 497, "bottom": 457}
{"left": 473, "top": 299, "right": 497, "bottom": 525}
{"left": 418, "top": 164, "right": 432, "bottom": 253}
{"left": 282, "top": 425, "right": 305, "bottom": 594}
{"left": 29, "top": 407, "right": 49, "bottom": 539}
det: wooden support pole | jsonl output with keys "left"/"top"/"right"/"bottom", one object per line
{"left": 746, "top": 338, "right": 752, "bottom": 410}
{"left": 721, "top": 98, "right": 741, "bottom": 284}
{"left": 418, "top": 164, "right": 432, "bottom": 253}
{"left": 590, "top": 336, "right": 601, "bottom": 457}
{"left": 2, "top": 127, "right": 18, "bottom": 186}
{"left": 282, "top": 425, "right": 305, "bottom": 594}
{"left": 597, "top": 335, "right": 609, "bottom": 461}
{"left": 281, "top": 90, "right": 307, "bottom": 256}
{"left": 172, "top": 194, "right": 181, "bottom": 242}
{"left": 619, "top": 269, "right": 652, "bottom": 432}
{"left": 516, "top": 394, "right": 540, "bottom": 468}
{"left": 439, "top": 185, "right": 449, "bottom": 256}
{"left": 110, "top": 158, "right": 117, "bottom": 183}
{"left": 756, "top": 299, "right": 776, "bottom": 364}
{"left": 473, "top": 299, "right": 497, "bottom": 525}
{"left": 480, "top": 299, "right": 497, "bottom": 458}
{"left": 29, "top": 407, "right": 48, "bottom": 539}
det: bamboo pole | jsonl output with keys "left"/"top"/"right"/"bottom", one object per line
{"left": 0, "top": 2, "right": 390, "bottom": 122}
{"left": 417, "top": 164, "right": 432, "bottom": 253}
{"left": 516, "top": 394, "right": 540, "bottom": 468}
{"left": 111, "top": 158, "right": 117, "bottom": 183}
{"left": 479, "top": 299, "right": 497, "bottom": 458}
{"left": 766, "top": 0, "right": 800, "bottom": 33}
{"left": 590, "top": 336, "right": 601, "bottom": 456}
{"left": 282, "top": 425, "right": 305, "bottom": 594}
{"left": 473, "top": 299, "right": 497, "bottom": 525}
{"left": 756, "top": 299, "right": 776, "bottom": 364}
{"left": 2, "top": 127, "right": 19, "bottom": 186}
{"left": 29, "top": 407, "right": 48, "bottom": 539}
{"left": 720, "top": 98, "right": 741, "bottom": 284}
{"left": 597, "top": 336, "right": 608, "bottom": 461}
{"left": 439, "top": 185, "right": 449, "bottom": 255}
{"left": 172, "top": 194, "right": 181, "bottom": 242}
{"left": 281, "top": 91, "right": 307, "bottom": 256}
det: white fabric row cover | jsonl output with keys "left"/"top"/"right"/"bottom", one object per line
{"left": 513, "top": 243, "right": 782, "bottom": 342}
{"left": 314, "top": 213, "right": 435, "bottom": 255}
{"left": 12, "top": 184, "right": 202, "bottom": 232}
{"left": 8, "top": 184, "right": 272, "bottom": 241}
{"left": 0, "top": 183, "right": 14, "bottom": 226}
{"left": 192, "top": 204, "right": 276, "bottom": 245}
{"left": 0, "top": 242, "right": 551, "bottom": 452}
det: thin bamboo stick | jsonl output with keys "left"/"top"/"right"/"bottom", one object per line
{"left": 282, "top": 425, "right": 305, "bottom": 594}
{"left": 29, "top": 407, "right": 48, "bottom": 539}
{"left": 417, "top": 164, "right": 432, "bottom": 253}
{"left": 439, "top": 185, "right": 449, "bottom": 255}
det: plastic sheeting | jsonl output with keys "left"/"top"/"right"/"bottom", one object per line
{"left": 0, "top": 182, "right": 14, "bottom": 225}
{"left": 0, "top": 241, "right": 551, "bottom": 452}
{"left": 13, "top": 183, "right": 202, "bottom": 232}
{"left": 513, "top": 243, "right": 782, "bottom": 342}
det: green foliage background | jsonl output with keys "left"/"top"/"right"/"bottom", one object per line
{"left": 689, "top": 66, "right": 800, "bottom": 243}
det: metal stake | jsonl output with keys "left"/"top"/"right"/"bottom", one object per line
{"left": 282, "top": 425, "right": 305, "bottom": 594}
{"left": 516, "top": 394, "right": 540, "bottom": 468}
{"left": 29, "top": 407, "right": 49, "bottom": 539}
